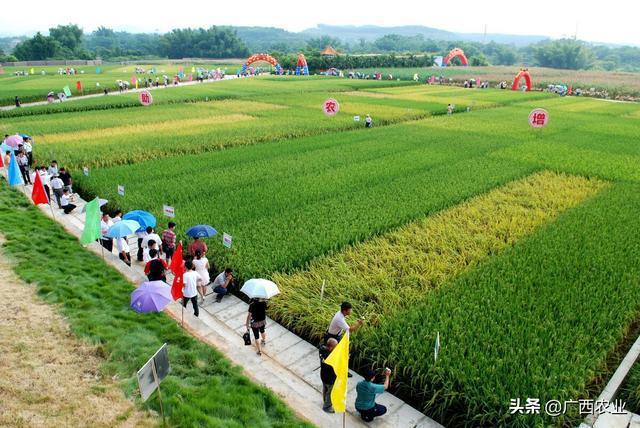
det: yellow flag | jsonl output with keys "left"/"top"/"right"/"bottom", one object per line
{"left": 325, "top": 333, "right": 349, "bottom": 412}
{"left": 191, "top": 66, "right": 195, "bottom": 73}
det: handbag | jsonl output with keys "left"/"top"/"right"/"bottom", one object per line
{"left": 243, "top": 330, "right": 251, "bottom": 346}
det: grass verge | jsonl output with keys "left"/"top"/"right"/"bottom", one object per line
{"left": 0, "top": 183, "right": 311, "bottom": 428}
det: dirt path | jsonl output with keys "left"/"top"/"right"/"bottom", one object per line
{"left": 0, "top": 236, "right": 155, "bottom": 428}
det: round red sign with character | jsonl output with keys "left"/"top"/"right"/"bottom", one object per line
{"left": 139, "top": 90, "right": 153, "bottom": 106}
{"left": 528, "top": 108, "right": 549, "bottom": 128}
{"left": 322, "top": 98, "right": 340, "bottom": 117}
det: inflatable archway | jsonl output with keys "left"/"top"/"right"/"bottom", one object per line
{"left": 511, "top": 69, "right": 532, "bottom": 91}
{"left": 242, "top": 53, "right": 282, "bottom": 75}
{"left": 295, "top": 54, "right": 309, "bottom": 76}
{"left": 442, "top": 48, "right": 468, "bottom": 66}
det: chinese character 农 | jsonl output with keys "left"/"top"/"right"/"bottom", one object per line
{"left": 509, "top": 398, "right": 525, "bottom": 414}
{"left": 525, "top": 398, "right": 541, "bottom": 414}
{"left": 325, "top": 101, "right": 336, "bottom": 113}
{"left": 594, "top": 399, "right": 609, "bottom": 415}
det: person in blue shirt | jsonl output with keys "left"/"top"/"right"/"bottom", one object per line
{"left": 355, "top": 368, "right": 392, "bottom": 422}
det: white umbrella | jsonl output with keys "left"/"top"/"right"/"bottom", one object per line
{"left": 240, "top": 279, "right": 280, "bottom": 300}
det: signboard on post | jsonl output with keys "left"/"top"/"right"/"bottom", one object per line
{"left": 223, "top": 233, "right": 232, "bottom": 249}
{"left": 322, "top": 98, "right": 340, "bottom": 117}
{"left": 163, "top": 205, "right": 175, "bottom": 218}
{"left": 528, "top": 108, "right": 549, "bottom": 128}
{"left": 139, "top": 90, "right": 153, "bottom": 106}
{"left": 137, "top": 343, "right": 170, "bottom": 423}
{"left": 353, "top": 115, "right": 360, "bottom": 122}
{"left": 117, "top": 185, "right": 125, "bottom": 196}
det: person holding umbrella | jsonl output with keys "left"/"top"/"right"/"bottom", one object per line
{"left": 241, "top": 278, "right": 280, "bottom": 356}
{"left": 246, "top": 298, "right": 268, "bottom": 356}
{"left": 186, "top": 224, "right": 216, "bottom": 257}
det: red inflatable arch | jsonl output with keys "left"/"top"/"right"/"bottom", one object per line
{"left": 511, "top": 69, "right": 532, "bottom": 91}
{"left": 443, "top": 48, "right": 469, "bottom": 66}
{"left": 242, "top": 53, "right": 282, "bottom": 74}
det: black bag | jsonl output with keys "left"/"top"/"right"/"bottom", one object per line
{"left": 243, "top": 330, "right": 251, "bottom": 346}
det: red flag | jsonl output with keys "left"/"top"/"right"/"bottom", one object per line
{"left": 76, "top": 80, "right": 82, "bottom": 91}
{"left": 31, "top": 171, "right": 49, "bottom": 205}
{"left": 170, "top": 242, "right": 185, "bottom": 300}
{"left": 0, "top": 153, "right": 3, "bottom": 168}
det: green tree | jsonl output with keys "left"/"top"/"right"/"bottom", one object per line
{"left": 13, "top": 32, "right": 59, "bottom": 60}
{"left": 532, "top": 38, "right": 595, "bottom": 69}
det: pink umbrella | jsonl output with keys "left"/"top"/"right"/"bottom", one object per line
{"left": 4, "top": 134, "right": 23, "bottom": 148}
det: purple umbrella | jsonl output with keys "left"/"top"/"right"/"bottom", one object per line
{"left": 131, "top": 280, "right": 172, "bottom": 313}
{"left": 4, "top": 134, "right": 23, "bottom": 148}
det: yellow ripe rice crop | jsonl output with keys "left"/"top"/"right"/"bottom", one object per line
{"left": 270, "top": 171, "right": 607, "bottom": 341}
{"left": 39, "top": 113, "right": 255, "bottom": 145}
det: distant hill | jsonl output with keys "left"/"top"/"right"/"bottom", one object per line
{"left": 231, "top": 27, "right": 310, "bottom": 53}
{"left": 0, "top": 36, "right": 27, "bottom": 54}
{"left": 301, "top": 24, "right": 548, "bottom": 47}
{"left": 302, "top": 24, "right": 456, "bottom": 43}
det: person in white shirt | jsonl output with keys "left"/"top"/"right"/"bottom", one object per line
{"left": 192, "top": 250, "right": 210, "bottom": 303}
{"left": 143, "top": 240, "right": 159, "bottom": 263}
{"left": 100, "top": 213, "right": 114, "bottom": 252}
{"left": 325, "top": 301, "right": 364, "bottom": 343}
{"left": 60, "top": 189, "right": 76, "bottom": 214}
{"left": 116, "top": 237, "right": 131, "bottom": 266}
{"left": 50, "top": 175, "right": 64, "bottom": 207}
{"left": 22, "top": 139, "right": 33, "bottom": 165}
{"left": 142, "top": 226, "right": 162, "bottom": 256}
{"left": 47, "top": 161, "right": 59, "bottom": 177}
{"left": 38, "top": 167, "right": 51, "bottom": 202}
{"left": 182, "top": 261, "right": 201, "bottom": 317}
{"left": 211, "top": 268, "right": 234, "bottom": 302}
{"left": 112, "top": 210, "right": 122, "bottom": 223}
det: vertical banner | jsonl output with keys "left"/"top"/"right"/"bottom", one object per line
{"left": 83, "top": 167, "right": 89, "bottom": 176}
{"left": 63, "top": 86, "right": 72, "bottom": 97}
{"left": 117, "top": 185, "right": 125, "bottom": 196}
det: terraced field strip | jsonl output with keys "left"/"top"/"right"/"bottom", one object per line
{"left": 41, "top": 113, "right": 255, "bottom": 144}
{"left": 271, "top": 171, "right": 607, "bottom": 341}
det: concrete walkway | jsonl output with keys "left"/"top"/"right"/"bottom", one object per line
{"left": 17, "top": 185, "right": 441, "bottom": 428}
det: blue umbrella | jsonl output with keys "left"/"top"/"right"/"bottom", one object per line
{"left": 186, "top": 224, "right": 217, "bottom": 238}
{"left": 131, "top": 281, "right": 172, "bottom": 313}
{"left": 123, "top": 210, "right": 156, "bottom": 232}
{"left": 106, "top": 220, "right": 140, "bottom": 238}
{"left": 0, "top": 142, "right": 12, "bottom": 154}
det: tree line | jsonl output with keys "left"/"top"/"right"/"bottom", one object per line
{"left": 4, "top": 24, "right": 640, "bottom": 72}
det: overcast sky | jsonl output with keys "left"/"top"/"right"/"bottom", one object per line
{"left": 2, "top": 0, "right": 638, "bottom": 46}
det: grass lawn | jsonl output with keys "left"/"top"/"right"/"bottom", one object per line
{"left": 0, "top": 183, "right": 311, "bottom": 428}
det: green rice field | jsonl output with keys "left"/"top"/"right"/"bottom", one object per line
{"left": 4, "top": 75, "right": 640, "bottom": 427}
